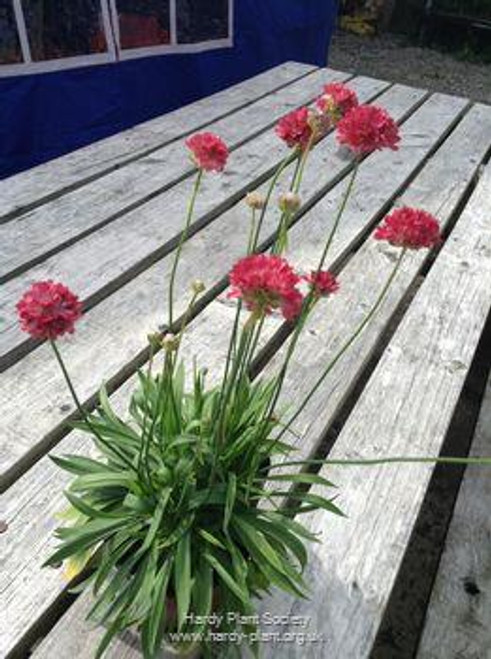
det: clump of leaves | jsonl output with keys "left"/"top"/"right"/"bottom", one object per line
{"left": 46, "top": 361, "right": 341, "bottom": 658}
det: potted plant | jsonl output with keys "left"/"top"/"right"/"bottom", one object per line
{"left": 17, "top": 83, "right": 450, "bottom": 658}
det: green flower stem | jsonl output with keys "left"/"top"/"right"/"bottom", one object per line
{"left": 263, "top": 158, "right": 360, "bottom": 440}
{"left": 49, "top": 340, "right": 136, "bottom": 474}
{"left": 247, "top": 209, "right": 257, "bottom": 255}
{"left": 168, "top": 169, "right": 203, "bottom": 326}
{"left": 238, "top": 314, "right": 265, "bottom": 384}
{"left": 249, "top": 152, "right": 295, "bottom": 253}
{"left": 263, "top": 455, "right": 491, "bottom": 470}
{"left": 257, "top": 294, "right": 318, "bottom": 437}
{"left": 173, "top": 290, "right": 200, "bottom": 366}
{"left": 316, "top": 160, "right": 359, "bottom": 274}
{"left": 216, "top": 318, "right": 256, "bottom": 444}
{"left": 293, "top": 132, "right": 316, "bottom": 195}
{"left": 214, "top": 299, "right": 243, "bottom": 425}
{"left": 137, "top": 344, "right": 156, "bottom": 484}
{"left": 276, "top": 248, "right": 406, "bottom": 443}
{"left": 272, "top": 135, "right": 315, "bottom": 255}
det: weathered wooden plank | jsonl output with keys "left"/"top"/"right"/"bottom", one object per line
{"left": 0, "top": 68, "right": 351, "bottom": 283}
{"left": 0, "top": 90, "right": 475, "bottom": 488}
{"left": 0, "top": 80, "right": 416, "bottom": 369}
{"left": 259, "top": 166, "right": 491, "bottom": 658}
{"left": 3, "top": 101, "right": 490, "bottom": 658}
{"left": 416, "top": 372, "right": 491, "bottom": 659}
{"left": 32, "top": 595, "right": 145, "bottom": 659}
{"left": 0, "top": 62, "right": 315, "bottom": 222}
{"left": 0, "top": 82, "right": 432, "bottom": 482}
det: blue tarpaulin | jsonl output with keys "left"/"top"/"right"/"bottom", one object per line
{"left": 0, "top": 0, "right": 338, "bottom": 179}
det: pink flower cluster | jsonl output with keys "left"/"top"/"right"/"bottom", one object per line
{"left": 275, "top": 82, "right": 400, "bottom": 157}
{"left": 304, "top": 270, "right": 340, "bottom": 298}
{"left": 228, "top": 254, "right": 304, "bottom": 321}
{"left": 374, "top": 207, "right": 442, "bottom": 250}
{"left": 336, "top": 105, "right": 400, "bottom": 155}
{"left": 17, "top": 280, "right": 82, "bottom": 340}
{"left": 316, "top": 82, "right": 359, "bottom": 119}
{"left": 185, "top": 132, "right": 229, "bottom": 172}
{"left": 275, "top": 107, "right": 313, "bottom": 151}
{"left": 228, "top": 255, "right": 341, "bottom": 321}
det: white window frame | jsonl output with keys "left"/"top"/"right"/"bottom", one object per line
{"left": 0, "top": 0, "right": 117, "bottom": 77}
{"left": 0, "top": 0, "right": 234, "bottom": 77}
{"left": 111, "top": 0, "right": 234, "bottom": 62}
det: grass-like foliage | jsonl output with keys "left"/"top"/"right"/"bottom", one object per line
{"left": 46, "top": 364, "right": 341, "bottom": 658}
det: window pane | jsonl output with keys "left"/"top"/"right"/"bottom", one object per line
{"left": 23, "top": 0, "right": 108, "bottom": 61}
{"left": 177, "top": 0, "right": 229, "bottom": 43}
{"left": 116, "top": 0, "right": 170, "bottom": 49}
{"left": 0, "top": 1, "right": 22, "bottom": 64}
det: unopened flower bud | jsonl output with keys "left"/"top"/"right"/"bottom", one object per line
{"left": 191, "top": 279, "right": 206, "bottom": 295}
{"left": 245, "top": 191, "right": 266, "bottom": 210}
{"left": 278, "top": 192, "right": 301, "bottom": 213}
{"left": 147, "top": 332, "right": 161, "bottom": 350}
{"left": 162, "top": 333, "right": 179, "bottom": 352}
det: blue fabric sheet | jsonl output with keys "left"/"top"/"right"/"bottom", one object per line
{"left": 0, "top": 0, "right": 338, "bottom": 179}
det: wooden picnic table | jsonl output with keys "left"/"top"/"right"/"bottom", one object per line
{"left": 1, "top": 61, "right": 491, "bottom": 659}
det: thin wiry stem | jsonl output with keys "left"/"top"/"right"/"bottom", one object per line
{"left": 168, "top": 169, "right": 203, "bottom": 326}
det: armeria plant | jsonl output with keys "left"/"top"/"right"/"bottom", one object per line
{"left": 16, "top": 82, "right": 486, "bottom": 659}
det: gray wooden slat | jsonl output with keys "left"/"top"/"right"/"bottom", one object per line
{"left": 259, "top": 165, "right": 491, "bottom": 658}
{"left": 0, "top": 79, "right": 413, "bottom": 369}
{"left": 0, "top": 90, "right": 475, "bottom": 488}
{"left": 416, "top": 372, "right": 491, "bottom": 659}
{"left": 0, "top": 68, "right": 351, "bottom": 283}
{"left": 0, "top": 62, "right": 315, "bottom": 221}
{"left": 0, "top": 82, "right": 431, "bottom": 482}
{"left": 3, "top": 99, "right": 490, "bottom": 658}
{"left": 32, "top": 595, "right": 148, "bottom": 659}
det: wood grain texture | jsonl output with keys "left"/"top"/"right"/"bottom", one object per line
{"left": 32, "top": 594, "right": 151, "bottom": 659}
{"left": 416, "top": 373, "right": 491, "bottom": 659}
{"left": 0, "top": 75, "right": 392, "bottom": 369}
{"left": 0, "top": 62, "right": 315, "bottom": 222}
{"left": 0, "top": 83, "right": 436, "bottom": 485}
{"left": 4, "top": 102, "right": 491, "bottom": 658}
{"left": 259, "top": 166, "right": 491, "bottom": 659}
{"left": 0, "top": 69, "right": 351, "bottom": 283}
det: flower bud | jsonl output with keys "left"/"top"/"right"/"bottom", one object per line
{"left": 191, "top": 279, "right": 206, "bottom": 295}
{"left": 245, "top": 191, "right": 266, "bottom": 210}
{"left": 278, "top": 192, "right": 301, "bottom": 214}
{"left": 147, "top": 332, "right": 161, "bottom": 350}
{"left": 162, "top": 333, "right": 179, "bottom": 352}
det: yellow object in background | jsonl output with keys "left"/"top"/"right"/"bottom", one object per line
{"left": 340, "top": 13, "right": 377, "bottom": 36}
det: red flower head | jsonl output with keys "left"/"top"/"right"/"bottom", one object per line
{"left": 336, "top": 105, "right": 400, "bottom": 155}
{"left": 304, "top": 270, "right": 340, "bottom": 298}
{"left": 316, "top": 82, "right": 359, "bottom": 121}
{"left": 228, "top": 254, "right": 304, "bottom": 321}
{"left": 374, "top": 207, "right": 442, "bottom": 250}
{"left": 185, "top": 132, "right": 229, "bottom": 172}
{"left": 17, "top": 280, "right": 82, "bottom": 340}
{"left": 275, "top": 107, "right": 313, "bottom": 151}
